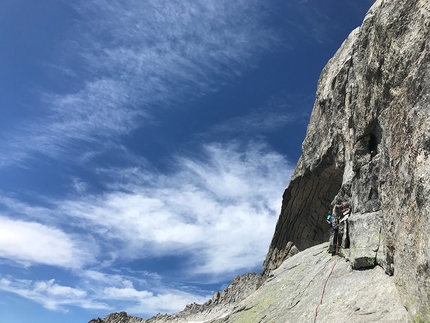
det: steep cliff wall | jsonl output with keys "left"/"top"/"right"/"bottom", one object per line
{"left": 262, "top": 0, "right": 430, "bottom": 319}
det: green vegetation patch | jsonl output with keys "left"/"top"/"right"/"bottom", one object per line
{"left": 232, "top": 294, "right": 276, "bottom": 323}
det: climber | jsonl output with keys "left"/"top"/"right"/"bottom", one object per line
{"left": 327, "top": 202, "right": 350, "bottom": 255}
{"left": 333, "top": 202, "right": 350, "bottom": 222}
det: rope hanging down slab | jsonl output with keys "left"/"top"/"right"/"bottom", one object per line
{"left": 314, "top": 236, "right": 339, "bottom": 323}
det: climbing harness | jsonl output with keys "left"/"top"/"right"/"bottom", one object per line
{"left": 313, "top": 235, "right": 339, "bottom": 323}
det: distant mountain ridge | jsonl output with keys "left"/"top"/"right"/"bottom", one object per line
{"left": 90, "top": 0, "right": 430, "bottom": 321}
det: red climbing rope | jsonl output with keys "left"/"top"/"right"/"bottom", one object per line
{"left": 314, "top": 235, "right": 339, "bottom": 323}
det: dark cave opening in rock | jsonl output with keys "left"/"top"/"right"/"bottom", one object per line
{"left": 369, "top": 132, "right": 378, "bottom": 155}
{"left": 366, "top": 121, "right": 382, "bottom": 157}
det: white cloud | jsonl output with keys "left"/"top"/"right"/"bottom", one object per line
{"left": 121, "top": 288, "right": 210, "bottom": 315}
{"left": 0, "top": 270, "right": 210, "bottom": 315}
{"left": 0, "top": 277, "right": 109, "bottom": 311}
{"left": 0, "top": 216, "right": 94, "bottom": 269}
{"left": 0, "top": 139, "right": 294, "bottom": 276}
{"left": 80, "top": 270, "right": 210, "bottom": 314}
{"left": 102, "top": 287, "right": 152, "bottom": 300}
{"left": 1, "top": 141, "right": 292, "bottom": 275}
{"left": 72, "top": 177, "right": 88, "bottom": 194}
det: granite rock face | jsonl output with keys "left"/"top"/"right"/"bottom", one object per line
{"left": 90, "top": 244, "right": 411, "bottom": 323}
{"left": 218, "top": 243, "right": 410, "bottom": 323}
{"left": 262, "top": 0, "right": 430, "bottom": 319}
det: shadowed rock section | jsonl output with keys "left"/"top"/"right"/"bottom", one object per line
{"left": 262, "top": 0, "right": 430, "bottom": 319}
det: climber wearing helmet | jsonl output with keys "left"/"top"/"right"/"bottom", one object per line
{"left": 327, "top": 202, "right": 350, "bottom": 255}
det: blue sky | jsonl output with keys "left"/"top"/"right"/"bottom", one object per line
{"left": 0, "top": 1, "right": 374, "bottom": 322}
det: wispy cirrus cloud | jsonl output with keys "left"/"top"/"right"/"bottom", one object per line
{"left": 56, "top": 141, "right": 293, "bottom": 275}
{"left": 0, "top": 271, "right": 209, "bottom": 314}
{"left": 0, "top": 0, "right": 279, "bottom": 167}
{"left": 0, "top": 277, "right": 109, "bottom": 311}
{"left": 280, "top": 1, "right": 374, "bottom": 44}
{"left": 202, "top": 93, "right": 313, "bottom": 138}
{"left": 1, "top": 141, "right": 292, "bottom": 275}
{"left": 0, "top": 216, "right": 95, "bottom": 269}
{"left": 79, "top": 269, "right": 210, "bottom": 314}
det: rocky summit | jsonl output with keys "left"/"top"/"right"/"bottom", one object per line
{"left": 90, "top": 0, "right": 430, "bottom": 322}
